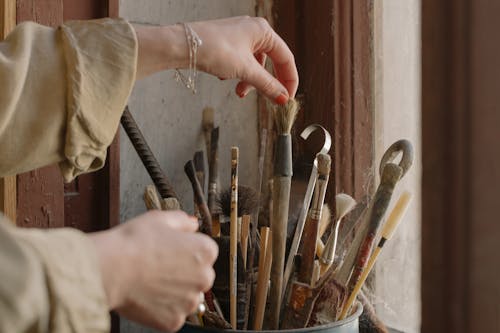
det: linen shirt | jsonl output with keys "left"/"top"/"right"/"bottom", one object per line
{"left": 0, "top": 18, "right": 138, "bottom": 332}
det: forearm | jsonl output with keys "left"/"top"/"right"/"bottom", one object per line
{"left": 134, "top": 24, "right": 188, "bottom": 79}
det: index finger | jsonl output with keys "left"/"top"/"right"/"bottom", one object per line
{"left": 261, "top": 31, "right": 299, "bottom": 98}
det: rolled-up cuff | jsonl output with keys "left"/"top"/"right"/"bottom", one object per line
{"left": 58, "top": 18, "right": 138, "bottom": 182}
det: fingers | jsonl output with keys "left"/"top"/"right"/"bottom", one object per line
{"left": 262, "top": 30, "right": 298, "bottom": 98}
{"left": 148, "top": 210, "right": 199, "bottom": 232}
{"left": 235, "top": 53, "right": 266, "bottom": 98}
{"left": 241, "top": 56, "right": 290, "bottom": 104}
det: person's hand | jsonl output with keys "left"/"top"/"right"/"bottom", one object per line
{"left": 90, "top": 210, "right": 218, "bottom": 332}
{"left": 135, "top": 16, "right": 298, "bottom": 104}
{"left": 190, "top": 16, "right": 298, "bottom": 103}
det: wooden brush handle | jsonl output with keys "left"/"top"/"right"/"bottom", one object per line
{"left": 208, "top": 127, "right": 219, "bottom": 214}
{"left": 143, "top": 185, "right": 161, "bottom": 210}
{"left": 346, "top": 163, "right": 403, "bottom": 294}
{"left": 298, "top": 153, "right": 331, "bottom": 285}
{"left": 121, "top": 107, "right": 179, "bottom": 200}
{"left": 184, "top": 160, "right": 212, "bottom": 236}
{"left": 253, "top": 227, "right": 272, "bottom": 330}
{"left": 229, "top": 147, "right": 239, "bottom": 329}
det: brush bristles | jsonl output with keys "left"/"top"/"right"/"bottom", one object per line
{"left": 274, "top": 98, "right": 299, "bottom": 135}
{"left": 216, "top": 185, "right": 259, "bottom": 217}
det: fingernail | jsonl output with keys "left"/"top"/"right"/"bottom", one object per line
{"left": 275, "top": 93, "right": 289, "bottom": 105}
{"left": 238, "top": 91, "right": 247, "bottom": 98}
{"left": 218, "top": 77, "right": 226, "bottom": 81}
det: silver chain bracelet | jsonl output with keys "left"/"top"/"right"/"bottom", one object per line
{"left": 174, "top": 22, "right": 202, "bottom": 94}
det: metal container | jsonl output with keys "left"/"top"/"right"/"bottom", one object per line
{"left": 179, "top": 302, "right": 362, "bottom": 333}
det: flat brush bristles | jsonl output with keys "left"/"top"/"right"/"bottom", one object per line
{"left": 216, "top": 185, "right": 259, "bottom": 217}
{"left": 274, "top": 98, "right": 299, "bottom": 135}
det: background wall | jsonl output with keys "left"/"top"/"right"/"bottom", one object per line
{"left": 119, "top": 1, "right": 257, "bottom": 332}
{"left": 374, "top": 1, "right": 421, "bottom": 332}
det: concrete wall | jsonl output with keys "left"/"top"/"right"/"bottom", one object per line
{"left": 374, "top": 1, "right": 421, "bottom": 332}
{"left": 119, "top": 1, "right": 257, "bottom": 332}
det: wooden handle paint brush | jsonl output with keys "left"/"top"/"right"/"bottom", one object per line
{"left": 339, "top": 191, "right": 412, "bottom": 320}
{"left": 203, "top": 107, "right": 214, "bottom": 165}
{"left": 269, "top": 99, "right": 299, "bottom": 329}
{"left": 283, "top": 125, "right": 331, "bottom": 298}
{"left": 319, "top": 194, "right": 356, "bottom": 275}
{"left": 193, "top": 151, "right": 205, "bottom": 216}
{"left": 345, "top": 140, "right": 414, "bottom": 297}
{"left": 243, "top": 128, "right": 268, "bottom": 330}
{"left": 208, "top": 127, "right": 220, "bottom": 236}
{"left": 229, "top": 147, "right": 239, "bottom": 329}
{"left": 143, "top": 185, "right": 161, "bottom": 210}
{"left": 253, "top": 227, "right": 272, "bottom": 330}
{"left": 297, "top": 153, "right": 331, "bottom": 285}
{"left": 121, "top": 107, "right": 180, "bottom": 208}
{"left": 184, "top": 160, "right": 212, "bottom": 236}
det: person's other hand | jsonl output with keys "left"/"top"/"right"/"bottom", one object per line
{"left": 91, "top": 210, "right": 218, "bottom": 332}
{"left": 135, "top": 16, "right": 298, "bottom": 104}
{"left": 191, "top": 16, "right": 298, "bottom": 104}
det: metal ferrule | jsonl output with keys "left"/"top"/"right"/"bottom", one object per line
{"left": 273, "top": 135, "right": 293, "bottom": 177}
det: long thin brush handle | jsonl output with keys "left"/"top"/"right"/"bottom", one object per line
{"left": 121, "top": 107, "right": 178, "bottom": 200}
{"left": 244, "top": 128, "right": 267, "bottom": 330}
{"left": 283, "top": 161, "right": 317, "bottom": 294}
{"left": 229, "top": 147, "right": 239, "bottom": 329}
{"left": 339, "top": 191, "right": 412, "bottom": 319}
{"left": 253, "top": 227, "right": 272, "bottom": 330}
{"left": 346, "top": 163, "right": 403, "bottom": 294}
{"left": 185, "top": 160, "right": 212, "bottom": 236}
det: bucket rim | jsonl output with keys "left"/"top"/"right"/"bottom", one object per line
{"left": 183, "top": 301, "right": 363, "bottom": 333}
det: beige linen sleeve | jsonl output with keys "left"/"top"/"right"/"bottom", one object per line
{"left": 0, "top": 219, "right": 109, "bottom": 333}
{"left": 0, "top": 18, "right": 137, "bottom": 182}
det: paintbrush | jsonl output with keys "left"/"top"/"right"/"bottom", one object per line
{"left": 343, "top": 140, "right": 413, "bottom": 298}
{"left": 184, "top": 160, "right": 212, "bottom": 236}
{"left": 283, "top": 125, "right": 331, "bottom": 297}
{"left": 307, "top": 164, "right": 403, "bottom": 327}
{"left": 143, "top": 185, "right": 161, "bottom": 211}
{"left": 208, "top": 127, "right": 220, "bottom": 236}
{"left": 297, "top": 153, "right": 331, "bottom": 285}
{"left": 193, "top": 151, "right": 205, "bottom": 217}
{"left": 121, "top": 107, "right": 180, "bottom": 210}
{"left": 319, "top": 194, "right": 357, "bottom": 275}
{"left": 269, "top": 99, "right": 299, "bottom": 329}
{"left": 229, "top": 147, "right": 239, "bottom": 329}
{"left": 215, "top": 186, "right": 259, "bottom": 220}
{"left": 253, "top": 227, "right": 272, "bottom": 330}
{"left": 280, "top": 153, "right": 331, "bottom": 329}
{"left": 243, "top": 128, "right": 268, "bottom": 330}
{"left": 339, "top": 191, "right": 412, "bottom": 320}
{"left": 203, "top": 107, "right": 214, "bottom": 165}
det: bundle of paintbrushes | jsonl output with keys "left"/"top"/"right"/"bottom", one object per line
{"left": 123, "top": 104, "right": 415, "bottom": 331}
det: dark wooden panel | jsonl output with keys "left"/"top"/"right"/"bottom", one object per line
{"left": 16, "top": 0, "right": 121, "bottom": 232}
{"left": 273, "top": 0, "right": 374, "bottom": 209}
{"left": 422, "top": 0, "right": 500, "bottom": 332}
{"left": 17, "top": 0, "right": 63, "bottom": 26}
{"left": 62, "top": 0, "right": 107, "bottom": 21}
{"left": 17, "top": 166, "right": 65, "bottom": 228}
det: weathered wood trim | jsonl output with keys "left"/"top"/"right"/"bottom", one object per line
{"left": 272, "top": 0, "right": 374, "bottom": 207}
{"left": 0, "top": 0, "right": 17, "bottom": 223}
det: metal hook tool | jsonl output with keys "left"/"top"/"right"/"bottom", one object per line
{"left": 282, "top": 124, "right": 332, "bottom": 296}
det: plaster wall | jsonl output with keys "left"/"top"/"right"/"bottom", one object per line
{"left": 374, "top": 1, "right": 421, "bottom": 332}
{"left": 119, "top": 1, "right": 257, "bottom": 332}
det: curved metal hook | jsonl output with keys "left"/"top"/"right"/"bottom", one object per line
{"left": 300, "top": 124, "right": 332, "bottom": 159}
{"left": 379, "top": 139, "right": 414, "bottom": 178}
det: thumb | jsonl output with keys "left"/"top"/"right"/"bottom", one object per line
{"left": 158, "top": 211, "right": 199, "bottom": 233}
{"left": 242, "top": 58, "right": 289, "bottom": 104}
